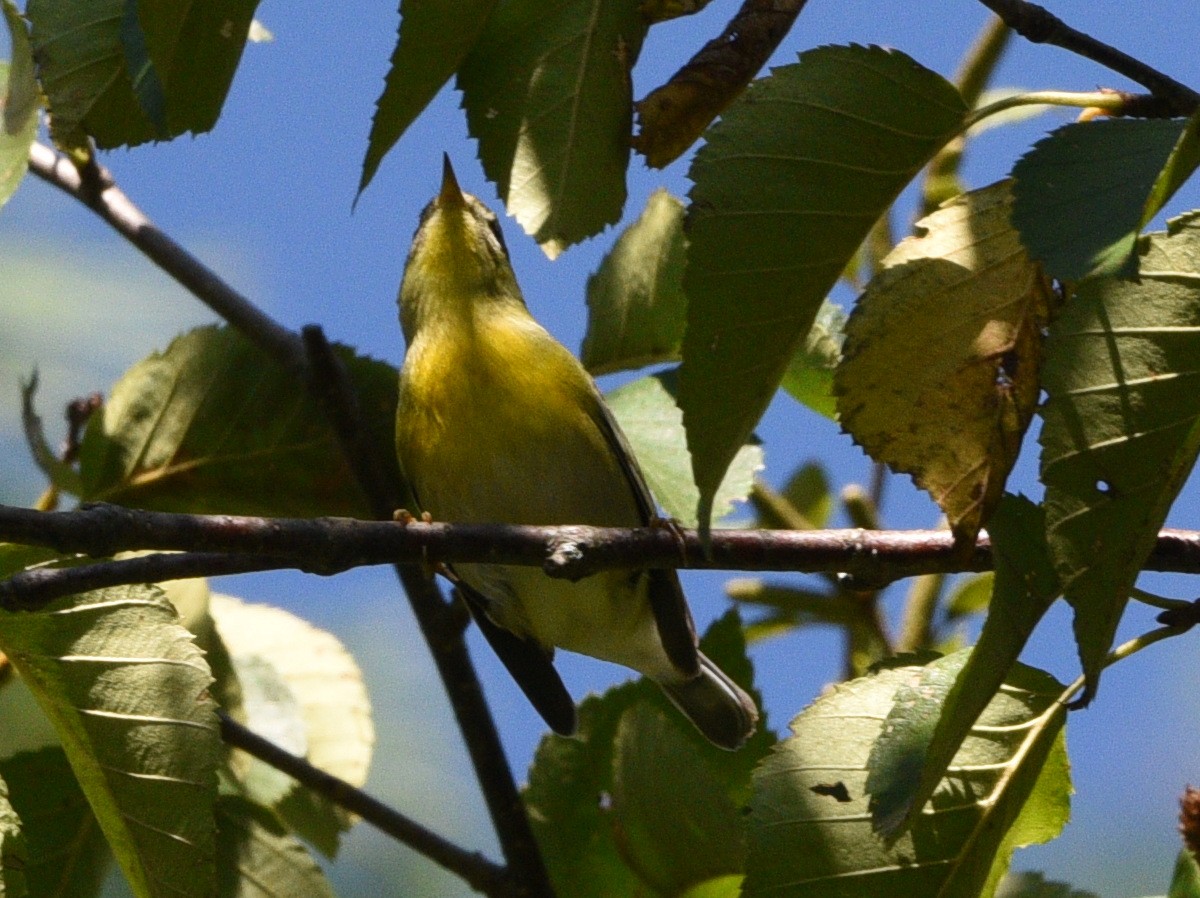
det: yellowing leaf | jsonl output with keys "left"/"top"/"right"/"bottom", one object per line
{"left": 836, "top": 181, "right": 1052, "bottom": 543}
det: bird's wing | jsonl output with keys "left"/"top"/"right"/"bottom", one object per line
{"left": 590, "top": 391, "right": 700, "bottom": 678}
{"left": 456, "top": 580, "right": 577, "bottom": 736}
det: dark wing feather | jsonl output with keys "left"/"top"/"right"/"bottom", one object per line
{"left": 456, "top": 582, "right": 577, "bottom": 735}
{"left": 591, "top": 393, "right": 700, "bottom": 678}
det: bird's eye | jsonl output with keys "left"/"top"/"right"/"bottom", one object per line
{"left": 485, "top": 214, "right": 509, "bottom": 256}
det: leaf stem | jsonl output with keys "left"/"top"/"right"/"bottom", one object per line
{"left": 963, "top": 90, "right": 1132, "bottom": 132}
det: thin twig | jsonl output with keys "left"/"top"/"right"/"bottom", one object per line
{"left": 977, "top": 0, "right": 1200, "bottom": 115}
{"left": 0, "top": 552, "right": 290, "bottom": 610}
{"left": 217, "top": 713, "right": 514, "bottom": 897}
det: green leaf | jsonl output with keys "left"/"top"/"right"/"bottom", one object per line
{"left": 836, "top": 182, "right": 1052, "bottom": 543}
{"left": 78, "top": 325, "right": 399, "bottom": 517}
{"left": 359, "top": 0, "right": 498, "bottom": 193}
{"left": 945, "top": 571, "right": 994, "bottom": 619}
{"left": 20, "top": 374, "right": 85, "bottom": 496}
{"left": 680, "top": 44, "right": 968, "bottom": 531}
{"left": 725, "top": 579, "right": 849, "bottom": 632}
{"left": 0, "top": 585, "right": 219, "bottom": 898}
{"left": 211, "top": 594, "right": 374, "bottom": 858}
{"left": 1040, "top": 213, "right": 1200, "bottom": 703}
{"left": 27, "top": 0, "right": 259, "bottom": 150}
{"left": 1, "top": 748, "right": 111, "bottom": 897}
{"left": 780, "top": 301, "right": 845, "bottom": 421}
{"left": 605, "top": 370, "right": 763, "bottom": 527}
{"left": 525, "top": 613, "right": 770, "bottom": 898}
{"left": 1011, "top": 118, "right": 1187, "bottom": 282}
{"left": 1144, "top": 111, "right": 1200, "bottom": 228}
{"left": 877, "top": 495, "right": 1059, "bottom": 838}
{"left": 745, "top": 653, "right": 1069, "bottom": 898}
{"left": 458, "top": 0, "right": 648, "bottom": 257}
{"left": 582, "top": 189, "right": 688, "bottom": 375}
{"left": 610, "top": 704, "right": 745, "bottom": 895}
{"left": 214, "top": 796, "right": 336, "bottom": 898}
{"left": 1168, "top": 849, "right": 1200, "bottom": 898}
{"left": 750, "top": 462, "right": 833, "bottom": 531}
{"left": 0, "top": 0, "right": 38, "bottom": 209}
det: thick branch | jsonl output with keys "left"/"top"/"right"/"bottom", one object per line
{"left": 218, "top": 714, "right": 513, "bottom": 897}
{"left": 6, "top": 503, "right": 1200, "bottom": 594}
{"left": 977, "top": 1, "right": 1200, "bottom": 114}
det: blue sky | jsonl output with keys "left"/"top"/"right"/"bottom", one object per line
{"left": 4, "top": 1, "right": 1200, "bottom": 894}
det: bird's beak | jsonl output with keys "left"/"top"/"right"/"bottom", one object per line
{"left": 439, "top": 154, "right": 465, "bottom": 209}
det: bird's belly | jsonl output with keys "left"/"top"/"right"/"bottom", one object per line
{"left": 457, "top": 562, "right": 675, "bottom": 679}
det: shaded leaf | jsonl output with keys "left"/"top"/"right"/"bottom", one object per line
{"left": 610, "top": 704, "right": 745, "bottom": 895}
{"left": 525, "top": 613, "right": 769, "bottom": 898}
{"left": 78, "top": 325, "right": 398, "bottom": 518}
{"left": 582, "top": 189, "right": 687, "bottom": 375}
{"left": 746, "top": 653, "right": 1069, "bottom": 898}
{"left": 605, "top": 370, "right": 763, "bottom": 527}
{"left": 749, "top": 462, "right": 832, "bottom": 531}
{"left": 214, "top": 796, "right": 335, "bottom": 898}
{"left": 28, "top": 0, "right": 259, "bottom": 150}
{"left": 837, "top": 181, "right": 1051, "bottom": 543}
{"left": 211, "top": 594, "right": 373, "bottom": 858}
{"left": 458, "top": 0, "right": 648, "bottom": 256}
{"left": 1040, "top": 213, "right": 1200, "bottom": 703}
{"left": 1011, "top": 118, "right": 1187, "bottom": 282}
{"left": 725, "top": 579, "right": 849, "bottom": 628}
{"left": 20, "top": 374, "right": 84, "bottom": 496}
{"left": 359, "top": 0, "right": 497, "bottom": 193}
{"left": 882, "top": 495, "right": 1059, "bottom": 838}
{"left": 632, "top": 0, "right": 809, "bottom": 168}
{"left": 681, "top": 44, "right": 968, "bottom": 531}
{"left": 2, "top": 748, "right": 110, "bottom": 897}
{"left": 780, "top": 300, "right": 844, "bottom": 421}
{"left": 0, "top": 0, "right": 38, "bottom": 208}
{"left": 0, "top": 585, "right": 219, "bottom": 898}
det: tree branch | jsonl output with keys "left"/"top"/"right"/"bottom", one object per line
{"left": 26, "top": 144, "right": 554, "bottom": 897}
{"left": 7, "top": 503, "right": 1200, "bottom": 598}
{"left": 217, "top": 713, "right": 514, "bottom": 898}
{"left": 976, "top": 1, "right": 1200, "bottom": 115}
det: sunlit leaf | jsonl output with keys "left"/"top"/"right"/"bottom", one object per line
{"left": 77, "top": 325, "right": 398, "bottom": 518}
{"left": 882, "top": 495, "right": 1059, "bottom": 838}
{"left": 211, "top": 594, "right": 373, "bottom": 858}
{"left": 1040, "top": 212, "right": 1200, "bottom": 703}
{"left": 0, "top": 585, "right": 219, "bottom": 898}
{"left": 359, "top": 0, "right": 497, "bottom": 193}
{"left": 1168, "top": 848, "right": 1200, "bottom": 898}
{"left": 0, "top": 0, "right": 38, "bottom": 208}
{"left": 458, "top": 0, "right": 648, "bottom": 256}
{"left": 681, "top": 44, "right": 967, "bottom": 531}
{"left": 1, "top": 748, "right": 110, "bottom": 897}
{"left": 745, "top": 653, "right": 1069, "bottom": 898}
{"left": 837, "top": 182, "right": 1051, "bottom": 543}
{"left": 583, "top": 189, "right": 687, "bottom": 375}
{"left": 0, "top": 765, "right": 26, "bottom": 897}
{"left": 1011, "top": 118, "right": 1187, "bottom": 281}
{"left": 781, "top": 301, "right": 845, "bottom": 421}
{"left": 606, "top": 370, "right": 763, "bottom": 527}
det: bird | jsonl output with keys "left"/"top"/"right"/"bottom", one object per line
{"left": 394, "top": 156, "right": 758, "bottom": 749}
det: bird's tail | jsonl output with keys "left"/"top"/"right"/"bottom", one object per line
{"left": 657, "top": 652, "right": 758, "bottom": 750}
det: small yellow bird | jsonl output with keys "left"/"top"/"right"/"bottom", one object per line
{"left": 395, "top": 157, "right": 757, "bottom": 749}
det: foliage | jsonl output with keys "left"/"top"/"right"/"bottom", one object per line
{"left": 2, "top": 1, "right": 1200, "bottom": 896}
